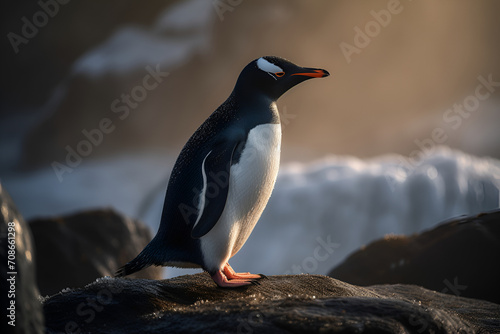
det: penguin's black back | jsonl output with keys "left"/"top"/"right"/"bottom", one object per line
{"left": 154, "top": 90, "right": 279, "bottom": 266}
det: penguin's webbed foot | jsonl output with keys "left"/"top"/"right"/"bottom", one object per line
{"left": 210, "top": 263, "right": 265, "bottom": 288}
{"left": 211, "top": 270, "right": 257, "bottom": 288}
{"left": 223, "top": 263, "right": 263, "bottom": 280}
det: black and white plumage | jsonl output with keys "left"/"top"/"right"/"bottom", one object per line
{"left": 116, "top": 56, "right": 329, "bottom": 287}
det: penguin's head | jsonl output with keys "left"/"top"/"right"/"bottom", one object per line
{"left": 234, "top": 56, "right": 330, "bottom": 100}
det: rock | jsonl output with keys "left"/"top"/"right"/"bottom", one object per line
{"left": 29, "top": 208, "right": 162, "bottom": 296}
{"left": 0, "top": 183, "right": 44, "bottom": 333}
{"left": 43, "top": 273, "right": 499, "bottom": 333}
{"left": 329, "top": 209, "right": 500, "bottom": 304}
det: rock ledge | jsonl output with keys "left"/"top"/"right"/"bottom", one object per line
{"left": 43, "top": 273, "right": 500, "bottom": 333}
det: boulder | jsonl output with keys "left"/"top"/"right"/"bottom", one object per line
{"left": 43, "top": 273, "right": 500, "bottom": 333}
{"left": 29, "top": 208, "right": 162, "bottom": 296}
{"left": 329, "top": 209, "right": 500, "bottom": 304}
{"left": 0, "top": 183, "right": 44, "bottom": 333}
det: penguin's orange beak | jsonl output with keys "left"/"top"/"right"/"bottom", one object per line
{"left": 292, "top": 68, "right": 330, "bottom": 78}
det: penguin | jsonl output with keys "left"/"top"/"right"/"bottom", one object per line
{"left": 116, "top": 56, "right": 329, "bottom": 287}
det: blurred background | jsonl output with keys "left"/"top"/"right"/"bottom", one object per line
{"left": 1, "top": 0, "right": 500, "bottom": 279}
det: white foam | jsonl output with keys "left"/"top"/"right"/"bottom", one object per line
{"left": 230, "top": 147, "right": 500, "bottom": 276}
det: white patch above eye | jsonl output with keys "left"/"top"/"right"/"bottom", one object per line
{"left": 257, "top": 57, "right": 283, "bottom": 74}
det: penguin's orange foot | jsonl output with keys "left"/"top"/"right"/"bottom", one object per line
{"left": 211, "top": 270, "right": 258, "bottom": 288}
{"left": 210, "top": 263, "right": 265, "bottom": 288}
{"left": 223, "top": 263, "right": 263, "bottom": 280}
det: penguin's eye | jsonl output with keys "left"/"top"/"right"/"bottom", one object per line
{"left": 275, "top": 72, "right": 285, "bottom": 77}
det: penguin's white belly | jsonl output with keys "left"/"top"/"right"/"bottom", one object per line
{"left": 200, "top": 123, "right": 281, "bottom": 271}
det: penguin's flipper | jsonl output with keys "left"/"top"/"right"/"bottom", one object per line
{"left": 190, "top": 140, "right": 240, "bottom": 238}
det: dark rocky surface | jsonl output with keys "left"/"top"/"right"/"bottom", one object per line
{"left": 329, "top": 209, "right": 500, "bottom": 304}
{"left": 0, "top": 183, "right": 44, "bottom": 333}
{"left": 43, "top": 273, "right": 500, "bottom": 334}
{"left": 29, "top": 208, "right": 162, "bottom": 296}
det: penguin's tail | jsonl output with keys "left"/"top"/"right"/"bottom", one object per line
{"left": 115, "top": 257, "right": 150, "bottom": 277}
{"left": 115, "top": 243, "right": 159, "bottom": 277}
